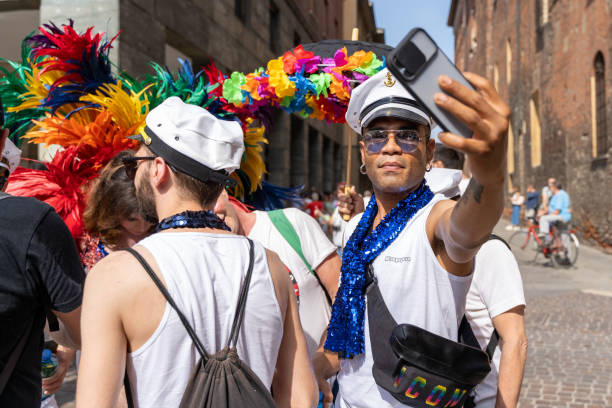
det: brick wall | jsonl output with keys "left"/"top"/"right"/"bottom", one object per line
{"left": 449, "top": 0, "right": 612, "bottom": 243}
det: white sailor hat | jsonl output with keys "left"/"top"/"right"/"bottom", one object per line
{"left": 0, "top": 138, "right": 22, "bottom": 173}
{"left": 424, "top": 167, "right": 463, "bottom": 199}
{"left": 132, "top": 97, "right": 244, "bottom": 187}
{"left": 345, "top": 68, "right": 434, "bottom": 134}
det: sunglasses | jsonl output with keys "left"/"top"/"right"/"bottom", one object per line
{"left": 363, "top": 129, "right": 427, "bottom": 154}
{"left": 122, "top": 156, "right": 156, "bottom": 179}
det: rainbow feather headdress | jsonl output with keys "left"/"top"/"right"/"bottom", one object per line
{"left": 0, "top": 20, "right": 385, "bottom": 243}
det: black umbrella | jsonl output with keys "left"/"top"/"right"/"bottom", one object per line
{"left": 301, "top": 39, "right": 393, "bottom": 59}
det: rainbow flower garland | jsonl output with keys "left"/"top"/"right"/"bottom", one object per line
{"left": 222, "top": 45, "right": 385, "bottom": 124}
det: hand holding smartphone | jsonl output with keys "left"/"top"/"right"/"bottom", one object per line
{"left": 387, "top": 28, "right": 474, "bottom": 139}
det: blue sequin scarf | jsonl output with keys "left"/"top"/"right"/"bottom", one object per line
{"left": 324, "top": 181, "right": 434, "bottom": 358}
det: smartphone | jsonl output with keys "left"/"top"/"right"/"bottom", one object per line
{"left": 387, "top": 28, "right": 474, "bottom": 139}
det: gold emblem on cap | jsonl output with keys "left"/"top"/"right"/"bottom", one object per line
{"left": 384, "top": 72, "right": 396, "bottom": 87}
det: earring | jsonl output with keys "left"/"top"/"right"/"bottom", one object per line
{"left": 426, "top": 163, "right": 432, "bottom": 172}
{"left": 359, "top": 164, "right": 367, "bottom": 174}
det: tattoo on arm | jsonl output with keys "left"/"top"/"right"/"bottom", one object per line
{"left": 458, "top": 179, "right": 484, "bottom": 206}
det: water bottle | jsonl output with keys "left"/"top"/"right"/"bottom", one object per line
{"left": 41, "top": 349, "right": 58, "bottom": 401}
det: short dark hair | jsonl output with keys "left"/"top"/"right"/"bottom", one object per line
{"left": 433, "top": 144, "right": 464, "bottom": 170}
{"left": 173, "top": 170, "right": 224, "bottom": 206}
{"left": 84, "top": 150, "right": 143, "bottom": 248}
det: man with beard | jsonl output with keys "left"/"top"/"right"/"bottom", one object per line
{"left": 314, "top": 68, "right": 511, "bottom": 408}
{"left": 76, "top": 97, "right": 317, "bottom": 407}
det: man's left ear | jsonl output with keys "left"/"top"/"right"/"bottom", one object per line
{"left": 426, "top": 138, "right": 436, "bottom": 162}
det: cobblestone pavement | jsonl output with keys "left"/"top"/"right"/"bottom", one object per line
{"left": 56, "top": 221, "right": 612, "bottom": 407}
{"left": 495, "top": 222, "right": 612, "bottom": 408}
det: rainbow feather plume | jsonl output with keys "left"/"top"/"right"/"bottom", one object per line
{"left": 5, "top": 146, "right": 102, "bottom": 240}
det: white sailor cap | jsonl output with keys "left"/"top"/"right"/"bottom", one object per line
{"left": 0, "top": 138, "right": 21, "bottom": 173}
{"left": 132, "top": 97, "right": 244, "bottom": 187}
{"left": 345, "top": 68, "right": 434, "bottom": 134}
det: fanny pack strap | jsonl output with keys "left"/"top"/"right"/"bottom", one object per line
{"left": 364, "top": 264, "right": 401, "bottom": 376}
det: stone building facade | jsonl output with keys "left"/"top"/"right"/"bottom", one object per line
{"left": 448, "top": 0, "right": 612, "bottom": 243}
{"left": 0, "top": 0, "right": 384, "bottom": 195}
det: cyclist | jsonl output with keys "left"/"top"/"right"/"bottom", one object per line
{"left": 539, "top": 180, "right": 571, "bottom": 245}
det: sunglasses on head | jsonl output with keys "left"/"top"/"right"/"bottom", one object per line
{"left": 362, "top": 128, "right": 428, "bottom": 154}
{"left": 122, "top": 156, "right": 156, "bottom": 179}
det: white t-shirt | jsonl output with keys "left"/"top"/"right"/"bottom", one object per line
{"left": 248, "top": 208, "right": 337, "bottom": 357}
{"left": 465, "top": 239, "right": 526, "bottom": 408}
{"left": 330, "top": 207, "right": 347, "bottom": 248}
{"left": 458, "top": 177, "right": 471, "bottom": 195}
{"left": 337, "top": 197, "right": 473, "bottom": 408}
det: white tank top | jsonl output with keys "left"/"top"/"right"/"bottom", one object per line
{"left": 126, "top": 232, "right": 283, "bottom": 407}
{"left": 337, "top": 197, "right": 473, "bottom": 408}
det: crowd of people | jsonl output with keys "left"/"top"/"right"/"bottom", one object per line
{"left": 0, "top": 59, "right": 533, "bottom": 408}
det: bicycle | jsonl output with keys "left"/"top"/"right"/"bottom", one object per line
{"left": 509, "top": 219, "right": 579, "bottom": 267}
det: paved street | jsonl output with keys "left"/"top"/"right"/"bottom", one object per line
{"left": 494, "top": 222, "right": 612, "bottom": 408}
{"left": 56, "top": 221, "right": 612, "bottom": 407}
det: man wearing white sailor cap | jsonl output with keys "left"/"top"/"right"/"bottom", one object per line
{"left": 314, "top": 67, "right": 512, "bottom": 408}
{"left": 77, "top": 97, "right": 318, "bottom": 406}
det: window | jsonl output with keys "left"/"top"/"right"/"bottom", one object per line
{"left": 290, "top": 117, "right": 305, "bottom": 186}
{"left": 322, "top": 137, "right": 332, "bottom": 192}
{"left": 469, "top": 22, "right": 478, "bottom": 59}
{"left": 507, "top": 121, "right": 515, "bottom": 174}
{"left": 493, "top": 64, "right": 500, "bottom": 91}
{"left": 333, "top": 142, "right": 341, "bottom": 185}
{"left": 308, "top": 127, "right": 319, "bottom": 189}
{"left": 269, "top": 2, "right": 280, "bottom": 54}
{"left": 506, "top": 39, "right": 512, "bottom": 84}
{"left": 293, "top": 31, "right": 301, "bottom": 47}
{"left": 593, "top": 52, "right": 608, "bottom": 157}
{"left": 164, "top": 43, "right": 191, "bottom": 74}
{"left": 530, "top": 92, "right": 542, "bottom": 167}
{"left": 235, "top": 0, "right": 250, "bottom": 24}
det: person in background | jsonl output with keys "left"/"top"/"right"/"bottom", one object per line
{"left": 329, "top": 183, "right": 348, "bottom": 256}
{"left": 539, "top": 180, "right": 571, "bottom": 245}
{"left": 537, "top": 177, "right": 555, "bottom": 217}
{"left": 81, "top": 150, "right": 155, "bottom": 270}
{"left": 524, "top": 184, "right": 539, "bottom": 222}
{"left": 362, "top": 189, "right": 372, "bottom": 206}
{"left": 507, "top": 187, "right": 524, "bottom": 231}
{"left": 323, "top": 191, "right": 335, "bottom": 216}
{"left": 306, "top": 191, "right": 324, "bottom": 219}
{"left": 0, "top": 121, "right": 83, "bottom": 408}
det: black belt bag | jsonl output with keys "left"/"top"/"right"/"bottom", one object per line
{"left": 365, "top": 265, "right": 491, "bottom": 407}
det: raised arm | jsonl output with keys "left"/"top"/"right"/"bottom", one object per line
{"left": 431, "top": 72, "right": 510, "bottom": 263}
{"left": 267, "top": 250, "right": 318, "bottom": 408}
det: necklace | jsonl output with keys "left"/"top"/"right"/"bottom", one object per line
{"left": 155, "top": 210, "right": 231, "bottom": 233}
{"left": 325, "top": 181, "right": 434, "bottom": 358}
